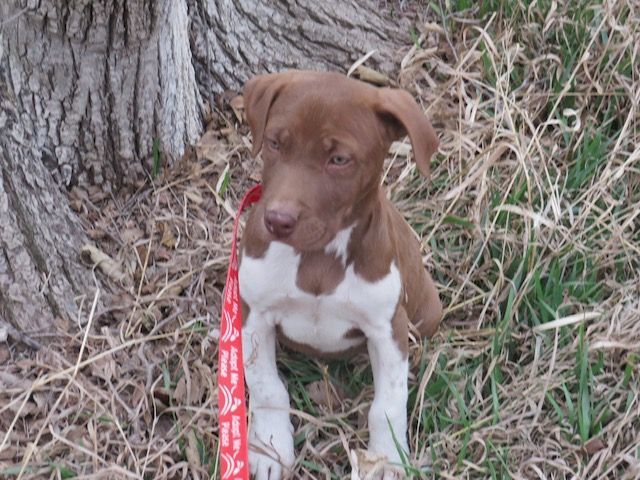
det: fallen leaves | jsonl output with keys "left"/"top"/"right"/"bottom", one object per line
{"left": 350, "top": 449, "right": 404, "bottom": 480}
{"left": 159, "top": 222, "right": 178, "bottom": 249}
{"left": 583, "top": 437, "right": 606, "bottom": 456}
{"left": 354, "top": 66, "right": 393, "bottom": 87}
{"left": 80, "top": 244, "right": 128, "bottom": 284}
{"left": 305, "top": 379, "right": 345, "bottom": 412}
{"left": 195, "top": 130, "right": 228, "bottom": 166}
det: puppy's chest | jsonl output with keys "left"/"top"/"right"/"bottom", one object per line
{"left": 239, "top": 242, "right": 401, "bottom": 354}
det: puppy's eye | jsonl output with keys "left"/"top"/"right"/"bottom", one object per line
{"left": 328, "top": 155, "right": 351, "bottom": 167}
{"left": 266, "top": 138, "right": 279, "bottom": 151}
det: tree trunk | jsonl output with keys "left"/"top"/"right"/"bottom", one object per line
{"left": 2, "top": 0, "right": 202, "bottom": 190}
{"left": 187, "top": 0, "right": 407, "bottom": 103}
{"left": 0, "top": 0, "right": 407, "bottom": 336}
{"left": 0, "top": 60, "right": 95, "bottom": 336}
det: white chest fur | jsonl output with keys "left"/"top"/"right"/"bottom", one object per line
{"left": 239, "top": 233, "right": 402, "bottom": 354}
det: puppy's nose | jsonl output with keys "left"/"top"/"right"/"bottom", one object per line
{"left": 264, "top": 209, "right": 298, "bottom": 238}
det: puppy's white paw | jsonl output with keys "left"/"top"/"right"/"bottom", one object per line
{"left": 367, "top": 394, "right": 409, "bottom": 465}
{"left": 350, "top": 449, "right": 406, "bottom": 480}
{"left": 367, "top": 426, "right": 408, "bottom": 466}
{"left": 249, "top": 413, "right": 295, "bottom": 479}
{"left": 379, "top": 465, "right": 405, "bottom": 480}
{"left": 250, "top": 450, "right": 293, "bottom": 480}
{"left": 365, "top": 431, "right": 409, "bottom": 479}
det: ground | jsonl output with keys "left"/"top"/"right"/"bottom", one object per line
{"left": 1, "top": 1, "right": 639, "bottom": 479}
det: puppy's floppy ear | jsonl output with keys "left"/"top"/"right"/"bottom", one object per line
{"left": 376, "top": 88, "right": 439, "bottom": 177}
{"left": 243, "top": 72, "right": 289, "bottom": 157}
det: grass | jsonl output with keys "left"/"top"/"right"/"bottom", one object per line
{"left": 1, "top": 0, "right": 639, "bottom": 478}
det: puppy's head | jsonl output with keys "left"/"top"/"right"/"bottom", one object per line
{"left": 243, "top": 70, "right": 438, "bottom": 251}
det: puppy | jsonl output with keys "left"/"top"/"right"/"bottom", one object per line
{"left": 238, "top": 71, "right": 442, "bottom": 479}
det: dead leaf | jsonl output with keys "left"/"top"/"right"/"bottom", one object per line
{"left": 135, "top": 244, "right": 149, "bottom": 266}
{"left": 67, "top": 426, "right": 89, "bottom": 445}
{"left": 69, "top": 198, "right": 84, "bottom": 212}
{"left": 162, "top": 276, "right": 190, "bottom": 298}
{"left": 190, "top": 380, "right": 205, "bottom": 405}
{"left": 218, "top": 88, "right": 238, "bottom": 105}
{"left": 220, "top": 126, "right": 242, "bottom": 146}
{"left": 185, "top": 190, "right": 203, "bottom": 205}
{"left": 8, "top": 400, "right": 36, "bottom": 417}
{"left": 439, "top": 39, "right": 456, "bottom": 62}
{"left": 31, "top": 392, "right": 49, "bottom": 410}
{"left": 185, "top": 429, "right": 202, "bottom": 478}
{"left": 81, "top": 244, "right": 128, "bottom": 283}
{"left": 350, "top": 449, "right": 391, "bottom": 480}
{"left": 230, "top": 94, "right": 244, "bottom": 110}
{"left": 229, "top": 95, "right": 244, "bottom": 123}
{"left": 174, "top": 376, "right": 188, "bottom": 404}
{"left": 248, "top": 168, "right": 262, "bottom": 183}
{"left": 0, "top": 371, "right": 30, "bottom": 390}
{"left": 152, "top": 388, "right": 171, "bottom": 409}
{"left": 306, "top": 380, "right": 342, "bottom": 411}
{"left": 389, "top": 141, "right": 412, "bottom": 157}
{"left": 0, "top": 445, "right": 18, "bottom": 461}
{"left": 87, "top": 185, "right": 109, "bottom": 203}
{"left": 89, "top": 355, "right": 116, "bottom": 383}
{"left": 584, "top": 437, "right": 606, "bottom": 455}
{"left": 0, "top": 345, "right": 9, "bottom": 364}
{"left": 353, "top": 65, "right": 392, "bottom": 86}
{"left": 155, "top": 247, "right": 172, "bottom": 261}
{"left": 156, "top": 191, "right": 171, "bottom": 206}
{"left": 86, "top": 228, "right": 108, "bottom": 240}
{"left": 54, "top": 315, "right": 71, "bottom": 334}
{"left": 121, "top": 227, "right": 145, "bottom": 244}
{"left": 160, "top": 223, "right": 177, "bottom": 249}
{"left": 358, "top": 404, "right": 369, "bottom": 432}
{"left": 138, "top": 307, "right": 161, "bottom": 331}
{"left": 195, "top": 130, "right": 226, "bottom": 166}
{"left": 69, "top": 186, "right": 89, "bottom": 202}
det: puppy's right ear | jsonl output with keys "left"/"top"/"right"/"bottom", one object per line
{"left": 243, "top": 73, "right": 289, "bottom": 157}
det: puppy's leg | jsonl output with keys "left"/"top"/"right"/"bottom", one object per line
{"left": 366, "top": 307, "right": 410, "bottom": 468}
{"left": 243, "top": 313, "right": 294, "bottom": 479}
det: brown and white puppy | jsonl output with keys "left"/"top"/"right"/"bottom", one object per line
{"left": 238, "top": 71, "right": 442, "bottom": 479}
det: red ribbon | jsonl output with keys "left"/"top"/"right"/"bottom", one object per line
{"left": 218, "top": 184, "right": 262, "bottom": 480}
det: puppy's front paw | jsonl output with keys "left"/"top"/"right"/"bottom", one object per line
{"left": 379, "top": 465, "right": 405, "bottom": 480}
{"left": 367, "top": 428, "right": 408, "bottom": 466}
{"left": 249, "top": 414, "right": 295, "bottom": 479}
{"left": 351, "top": 449, "right": 406, "bottom": 480}
{"left": 367, "top": 395, "right": 409, "bottom": 466}
{"left": 250, "top": 450, "right": 293, "bottom": 480}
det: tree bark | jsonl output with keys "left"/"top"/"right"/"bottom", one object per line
{"left": 2, "top": 0, "right": 202, "bottom": 190}
{"left": 0, "top": 52, "right": 95, "bottom": 335}
{"left": 0, "top": 0, "right": 407, "bottom": 336}
{"left": 188, "top": 0, "right": 407, "bottom": 103}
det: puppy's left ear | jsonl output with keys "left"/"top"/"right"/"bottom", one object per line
{"left": 376, "top": 88, "right": 439, "bottom": 177}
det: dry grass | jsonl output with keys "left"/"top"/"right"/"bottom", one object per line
{"left": 1, "top": 1, "right": 639, "bottom": 478}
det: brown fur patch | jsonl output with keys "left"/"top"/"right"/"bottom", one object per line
{"left": 344, "top": 327, "right": 365, "bottom": 339}
{"left": 296, "top": 250, "right": 346, "bottom": 295}
{"left": 391, "top": 305, "right": 409, "bottom": 358}
{"left": 241, "top": 204, "right": 269, "bottom": 259}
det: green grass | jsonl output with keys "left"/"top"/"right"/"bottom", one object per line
{"left": 152, "top": 138, "right": 161, "bottom": 179}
